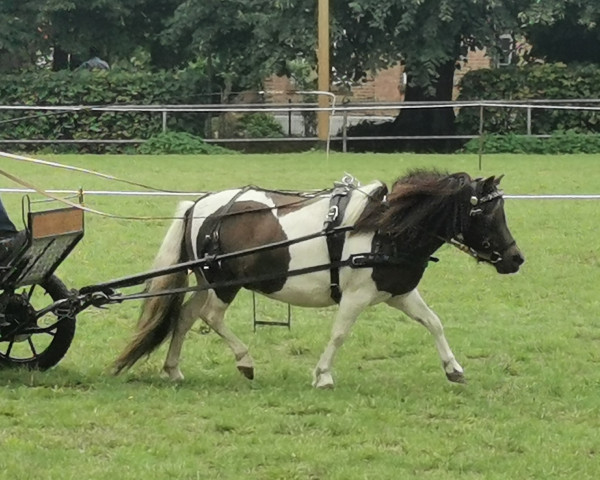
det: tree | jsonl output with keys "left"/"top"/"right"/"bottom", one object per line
{"left": 518, "top": 0, "right": 600, "bottom": 27}
{"left": 162, "top": 0, "right": 316, "bottom": 98}
{"left": 0, "top": 1, "right": 43, "bottom": 71}
{"left": 36, "top": 0, "right": 185, "bottom": 70}
{"left": 522, "top": 1, "right": 600, "bottom": 64}
{"left": 162, "top": 1, "right": 531, "bottom": 149}
{"left": 334, "top": 0, "right": 600, "bottom": 148}
{"left": 330, "top": 1, "right": 531, "bottom": 149}
{"left": 0, "top": 0, "right": 184, "bottom": 71}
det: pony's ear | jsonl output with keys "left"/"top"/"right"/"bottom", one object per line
{"left": 481, "top": 176, "right": 496, "bottom": 193}
{"left": 494, "top": 174, "right": 505, "bottom": 186}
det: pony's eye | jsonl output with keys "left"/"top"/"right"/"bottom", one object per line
{"left": 482, "top": 240, "right": 491, "bottom": 249}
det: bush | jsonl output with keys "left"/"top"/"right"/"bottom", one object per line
{"left": 456, "top": 63, "right": 600, "bottom": 136}
{"left": 236, "top": 113, "right": 284, "bottom": 138}
{"left": 0, "top": 69, "right": 212, "bottom": 153}
{"left": 137, "top": 132, "right": 234, "bottom": 155}
{"left": 211, "top": 112, "right": 285, "bottom": 139}
{"left": 463, "top": 131, "right": 600, "bottom": 154}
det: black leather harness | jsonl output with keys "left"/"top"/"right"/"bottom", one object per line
{"left": 322, "top": 182, "right": 354, "bottom": 303}
{"left": 191, "top": 180, "right": 438, "bottom": 305}
{"left": 194, "top": 187, "right": 249, "bottom": 285}
{"left": 321, "top": 180, "right": 438, "bottom": 303}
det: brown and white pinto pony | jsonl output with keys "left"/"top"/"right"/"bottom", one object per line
{"left": 114, "top": 170, "right": 524, "bottom": 388}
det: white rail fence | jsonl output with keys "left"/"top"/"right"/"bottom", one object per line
{"left": 2, "top": 99, "right": 600, "bottom": 152}
{"left": 1, "top": 187, "right": 599, "bottom": 201}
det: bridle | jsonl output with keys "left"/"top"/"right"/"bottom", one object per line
{"left": 449, "top": 236, "right": 515, "bottom": 265}
{"left": 448, "top": 187, "right": 515, "bottom": 265}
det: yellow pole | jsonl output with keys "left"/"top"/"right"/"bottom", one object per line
{"left": 317, "top": 0, "right": 330, "bottom": 142}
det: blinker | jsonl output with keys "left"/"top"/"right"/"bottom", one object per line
{"left": 470, "top": 196, "right": 478, "bottom": 206}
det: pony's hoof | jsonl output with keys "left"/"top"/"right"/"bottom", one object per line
{"left": 162, "top": 366, "right": 184, "bottom": 382}
{"left": 446, "top": 370, "right": 466, "bottom": 384}
{"left": 237, "top": 365, "right": 254, "bottom": 380}
{"left": 317, "top": 381, "right": 334, "bottom": 390}
{"left": 313, "top": 372, "right": 334, "bottom": 389}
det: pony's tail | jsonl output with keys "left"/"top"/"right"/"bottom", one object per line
{"left": 113, "top": 201, "right": 195, "bottom": 374}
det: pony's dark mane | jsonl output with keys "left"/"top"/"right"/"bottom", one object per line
{"left": 354, "top": 169, "right": 473, "bottom": 240}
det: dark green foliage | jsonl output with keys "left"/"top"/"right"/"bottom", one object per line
{"left": 0, "top": 0, "right": 183, "bottom": 71}
{"left": 463, "top": 132, "right": 600, "bottom": 154}
{"left": 0, "top": 69, "right": 211, "bottom": 152}
{"left": 137, "top": 132, "right": 234, "bottom": 155}
{"left": 235, "top": 113, "right": 284, "bottom": 138}
{"left": 526, "top": 12, "right": 600, "bottom": 64}
{"left": 210, "top": 113, "right": 285, "bottom": 140}
{"left": 456, "top": 64, "right": 600, "bottom": 136}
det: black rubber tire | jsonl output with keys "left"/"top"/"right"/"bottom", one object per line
{"left": 0, "top": 275, "right": 76, "bottom": 370}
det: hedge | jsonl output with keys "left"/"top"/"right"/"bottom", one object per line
{"left": 463, "top": 131, "right": 600, "bottom": 154}
{"left": 0, "top": 69, "right": 211, "bottom": 153}
{"left": 456, "top": 63, "right": 600, "bottom": 137}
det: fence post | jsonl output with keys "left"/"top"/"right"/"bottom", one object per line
{"left": 526, "top": 106, "right": 532, "bottom": 135}
{"left": 342, "top": 111, "right": 348, "bottom": 153}
{"left": 162, "top": 110, "right": 168, "bottom": 134}
{"left": 288, "top": 99, "right": 292, "bottom": 136}
{"left": 478, "top": 104, "right": 484, "bottom": 171}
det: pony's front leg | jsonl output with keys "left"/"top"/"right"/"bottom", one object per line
{"left": 313, "top": 296, "right": 370, "bottom": 389}
{"left": 387, "top": 289, "right": 465, "bottom": 383}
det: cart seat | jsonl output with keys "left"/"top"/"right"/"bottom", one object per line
{"left": 0, "top": 207, "right": 84, "bottom": 289}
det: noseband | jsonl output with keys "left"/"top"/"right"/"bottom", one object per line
{"left": 449, "top": 187, "right": 514, "bottom": 264}
{"left": 450, "top": 236, "right": 515, "bottom": 264}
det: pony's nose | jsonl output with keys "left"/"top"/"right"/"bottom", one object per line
{"left": 512, "top": 252, "right": 525, "bottom": 266}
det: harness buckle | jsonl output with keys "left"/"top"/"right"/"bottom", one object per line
{"left": 336, "top": 173, "right": 358, "bottom": 188}
{"left": 326, "top": 205, "right": 339, "bottom": 222}
{"left": 350, "top": 254, "right": 370, "bottom": 267}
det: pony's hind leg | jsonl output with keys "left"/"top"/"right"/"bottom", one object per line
{"left": 163, "top": 290, "right": 208, "bottom": 381}
{"left": 199, "top": 291, "right": 255, "bottom": 380}
{"left": 387, "top": 289, "right": 465, "bottom": 383}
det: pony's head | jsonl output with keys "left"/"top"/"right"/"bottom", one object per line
{"left": 354, "top": 170, "right": 524, "bottom": 274}
{"left": 459, "top": 175, "right": 524, "bottom": 274}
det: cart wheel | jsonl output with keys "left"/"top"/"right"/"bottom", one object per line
{"left": 0, "top": 275, "right": 76, "bottom": 370}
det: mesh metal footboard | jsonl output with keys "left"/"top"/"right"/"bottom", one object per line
{"left": 1, "top": 207, "right": 84, "bottom": 288}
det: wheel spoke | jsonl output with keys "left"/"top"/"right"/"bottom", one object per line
{"left": 6, "top": 340, "right": 14, "bottom": 357}
{"left": 26, "top": 284, "right": 36, "bottom": 301}
{"left": 27, "top": 337, "right": 38, "bottom": 357}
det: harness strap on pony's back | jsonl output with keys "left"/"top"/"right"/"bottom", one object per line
{"left": 323, "top": 177, "right": 356, "bottom": 303}
{"left": 196, "top": 187, "right": 250, "bottom": 284}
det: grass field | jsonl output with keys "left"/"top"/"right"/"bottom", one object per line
{"left": 1, "top": 152, "right": 599, "bottom": 479}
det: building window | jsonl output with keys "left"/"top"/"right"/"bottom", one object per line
{"left": 497, "top": 34, "right": 514, "bottom": 67}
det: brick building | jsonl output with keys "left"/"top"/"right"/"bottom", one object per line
{"left": 262, "top": 49, "right": 492, "bottom": 135}
{"left": 264, "top": 48, "right": 492, "bottom": 104}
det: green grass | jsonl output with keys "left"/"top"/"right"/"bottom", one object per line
{"left": 1, "top": 152, "right": 600, "bottom": 479}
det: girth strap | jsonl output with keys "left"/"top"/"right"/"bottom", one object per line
{"left": 323, "top": 181, "right": 355, "bottom": 303}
